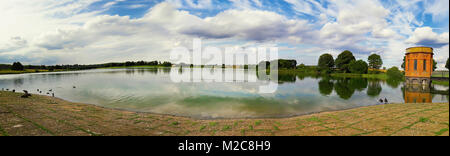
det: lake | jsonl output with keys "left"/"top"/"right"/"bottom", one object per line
{"left": 0, "top": 68, "right": 448, "bottom": 119}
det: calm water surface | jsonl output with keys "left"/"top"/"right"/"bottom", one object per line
{"left": 0, "top": 68, "right": 448, "bottom": 119}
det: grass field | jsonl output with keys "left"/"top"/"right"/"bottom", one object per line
{"left": 432, "top": 71, "right": 449, "bottom": 78}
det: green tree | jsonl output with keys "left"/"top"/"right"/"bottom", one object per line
{"left": 270, "top": 59, "right": 297, "bottom": 69}
{"left": 368, "top": 54, "right": 383, "bottom": 69}
{"left": 433, "top": 59, "right": 437, "bottom": 71}
{"left": 348, "top": 60, "right": 368, "bottom": 74}
{"left": 318, "top": 53, "right": 335, "bottom": 69}
{"left": 11, "top": 62, "right": 24, "bottom": 71}
{"left": 401, "top": 56, "right": 405, "bottom": 70}
{"left": 446, "top": 58, "right": 449, "bottom": 70}
{"left": 386, "top": 66, "right": 403, "bottom": 79}
{"left": 335, "top": 50, "right": 356, "bottom": 73}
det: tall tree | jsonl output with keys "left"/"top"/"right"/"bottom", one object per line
{"left": 318, "top": 53, "right": 334, "bottom": 69}
{"left": 401, "top": 56, "right": 405, "bottom": 70}
{"left": 11, "top": 62, "right": 24, "bottom": 71}
{"left": 368, "top": 54, "right": 383, "bottom": 69}
{"left": 446, "top": 58, "right": 449, "bottom": 70}
{"left": 335, "top": 50, "right": 356, "bottom": 73}
{"left": 433, "top": 59, "right": 437, "bottom": 71}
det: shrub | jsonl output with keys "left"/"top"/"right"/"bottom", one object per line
{"left": 386, "top": 66, "right": 403, "bottom": 79}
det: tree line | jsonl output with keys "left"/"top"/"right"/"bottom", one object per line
{"left": 0, "top": 60, "right": 173, "bottom": 71}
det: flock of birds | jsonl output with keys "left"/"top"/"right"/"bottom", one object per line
{"left": 1, "top": 86, "right": 76, "bottom": 98}
{"left": 379, "top": 98, "right": 389, "bottom": 104}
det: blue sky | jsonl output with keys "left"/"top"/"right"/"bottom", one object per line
{"left": 0, "top": 0, "right": 449, "bottom": 69}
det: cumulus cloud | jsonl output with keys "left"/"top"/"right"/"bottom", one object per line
{"left": 0, "top": 0, "right": 449, "bottom": 70}
{"left": 406, "top": 27, "right": 449, "bottom": 48}
{"left": 0, "top": 37, "right": 28, "bottom": 53}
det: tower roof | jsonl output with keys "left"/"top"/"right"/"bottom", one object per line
{"left": 406, "top": 47, "right": 433, "bottom": 53}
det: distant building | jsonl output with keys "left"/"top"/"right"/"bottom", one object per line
{"left": 404, "top": 47, "right": 433, "bottom": 85}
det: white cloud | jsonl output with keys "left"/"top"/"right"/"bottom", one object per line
{"left": 0, "top": 0, "right": 448, "bottom": 70}
{"left": 406, "top": 27, "right": 449, "bottom": 47}
{"left": 0, "top": 37, "right": 28, "bottom": 53}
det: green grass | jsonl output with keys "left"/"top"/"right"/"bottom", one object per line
{"left": 432, "top": 71, "right": 449, "bottom": 78}
{"left": 418, "top": 117, "right": 430, "bottom": 123}
{"left": 0, "top": 125, "right": 9, "bottom": 136}
{"left": 170, "top": 121, "right": 179, "bottom": 126}
{"left": 432, "top": 80, "right": 449, "bottom": 86}
{"left": 222, "top": 125, "right": 231, "bottom": 131}
{"left": 0, "top": 69, "right": 60, "bottom": 75}
{"left": 273, "top": 125, "right": 280, "bottom": 131}
{"left": 362, "top": 73, "right": 388, "bottom": 80}
{"left": 330, "top": 73, "right": 388, "bottom": 80}
{"left": 209, "top": 122, "right": 218, "bottom": 127}
{"left": 435, "top": 128, "right": 448, "bottom": 136}
{"left": 199, "top": 125, "right": 206, "bottom": 131}
{"left": 99, "top": 65, "right": 170, "bottom": 69}
{"left": 254, "top": 120, "right": 262, "bottom": 126}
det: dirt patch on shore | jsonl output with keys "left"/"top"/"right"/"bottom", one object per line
{"left": 0, "top": 91, "right": 448, "bottom": 136}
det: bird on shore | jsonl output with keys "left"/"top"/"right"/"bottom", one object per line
{"left": 52, "top": 93, "right": 54, "bottom": 97}
{"left": 384, "top": 98, "right": 388, "bottom": 104}
{"left": 6, "top": 89, "right": 9, "bottom": 91}
{"left": 37, "top": 89, "right": 40, "bottom": 92}
{"left": 379, "top": 98, "right": 384, "bottom": 104}
{"left": 73, "top": 86, "right": 76, "bottom": 88}
{"left": 46, "top": 92, "right": 49, "bottom": 95}
{"left": 21, "top": 90, "right": 32, "bottom": 98}
{"left": 39, "top": 91, "right": 42, "bottom": 94}
{"left": 12, "top": 89, "right": 15, "bottom": 93}
{"left": 48, "top": 89, "right": 52, "bottom": 92}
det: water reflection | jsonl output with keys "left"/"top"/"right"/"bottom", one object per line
{"left": 0, "top": 68, "right": 448, "bottom": 119}
{"left": 367, "top": 80, "right": 382, "bottom": 97}
{"left": 318, "top": 78, "right": 333, "bottom": 96}
{"left": 403, "top": 84, "right": 449, "bottom": 103}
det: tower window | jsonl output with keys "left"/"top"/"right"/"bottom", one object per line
{"left": 423, "top": 60, "right": 426, "bottom": 71}
{"left": 414, "top": 59, "right": 417, "bottom": 71}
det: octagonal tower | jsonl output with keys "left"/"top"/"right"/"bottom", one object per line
{"left": 404, "top": 47, "right": 433, "bottom": 85}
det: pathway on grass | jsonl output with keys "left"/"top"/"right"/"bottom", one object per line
{"left": 0, "top": 91, "right": 448, "bottom": 136}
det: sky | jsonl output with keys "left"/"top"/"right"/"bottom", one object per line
{"left": 0, "top": 0, "right": 449, "bottom": 69}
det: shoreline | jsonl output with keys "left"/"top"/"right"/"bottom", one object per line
{"left": 1, "top": 91, "right": 448, "bottom": 136}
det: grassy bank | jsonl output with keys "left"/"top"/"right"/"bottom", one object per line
{"left": 99, "top": 65, "right": 171, "bottom": 69}
{"left": 0, "top": 91, "right": 448, "bottom": 136}
{"left": 0, "top": 69, "right": 68, "bottom": 75}
{"left": 433, "top": 80, "right": 449, "bottom": 86}
{"left": 330, "top": 73, "right": 389, "bottom": 80}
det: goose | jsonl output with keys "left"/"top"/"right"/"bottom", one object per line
{"left": 384, "top": 98, "right": 388, "bottom": 104}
